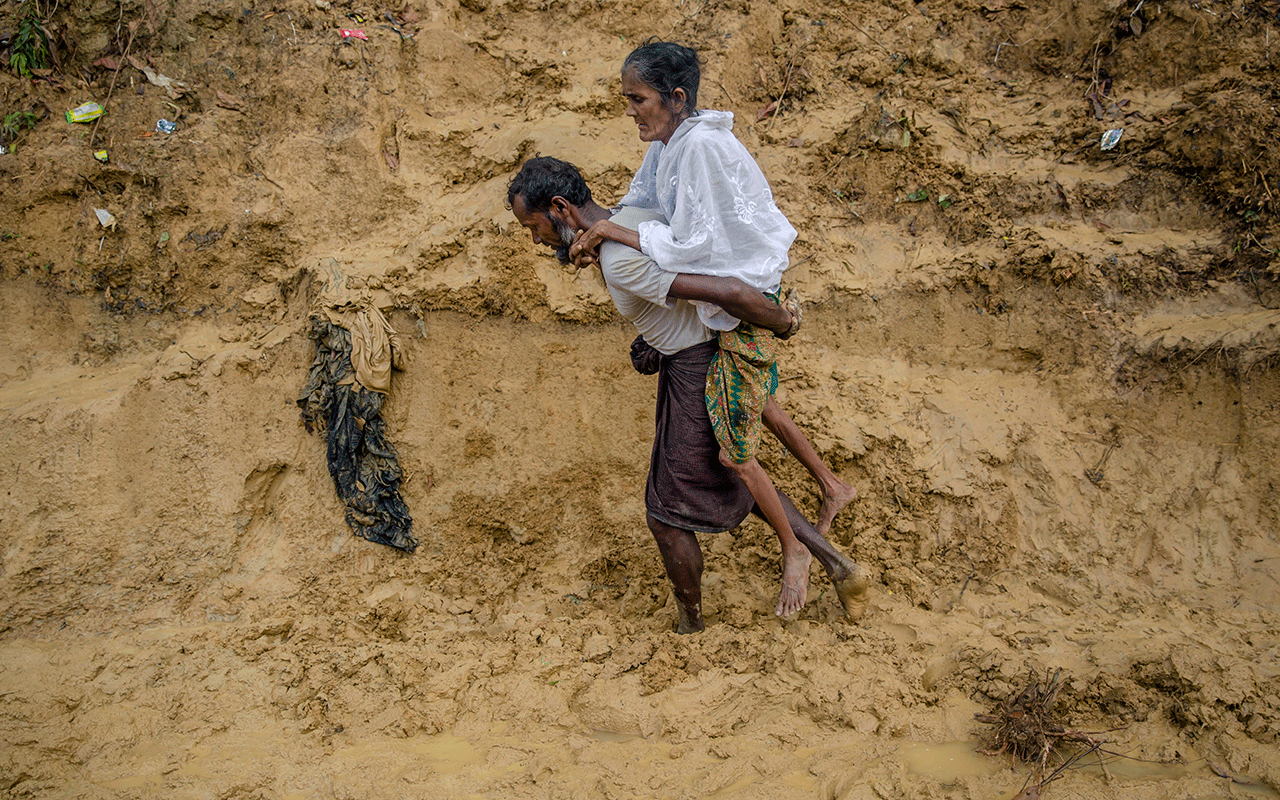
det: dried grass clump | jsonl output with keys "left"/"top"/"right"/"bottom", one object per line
{"left": 976, "top": 669, "right": 1107, "bottom": 799}
{"left": 975, "top": 668, "right": 1071, "bottom": 763}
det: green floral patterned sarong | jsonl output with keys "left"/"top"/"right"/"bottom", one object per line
{"left": 705, "top": 294, "right": 781, "bottom": 464}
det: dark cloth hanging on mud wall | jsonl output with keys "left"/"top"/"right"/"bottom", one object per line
{"left": 297, "top": 318, "right": 417, "bottom": 552}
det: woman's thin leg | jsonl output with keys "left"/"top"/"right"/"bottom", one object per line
{"left": 763, "top": 399, "right": 857, "bottom": 535}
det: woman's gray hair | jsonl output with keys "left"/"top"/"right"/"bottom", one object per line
{"left": 622, "top": 39, "right": 701, "bottom": 118}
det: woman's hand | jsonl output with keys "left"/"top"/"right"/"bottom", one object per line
{"left": 569, "top": 219, "right": 642, "bottom": 268}
{"left": 570, "top": 244, "right": 600, "bottom": 270}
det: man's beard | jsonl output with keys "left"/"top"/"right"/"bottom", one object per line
{"left": 554, "top": 221, "right": 577, "bottom": 265}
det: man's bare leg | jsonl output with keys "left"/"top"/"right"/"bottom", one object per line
{"left": 763, "top": 490, "right": 871, "bottom": 621}
{"left": 646, "top": 514, "right": 706, "bottom": 633}
{"left": 763, "top": 399, "right": 858, "bottom": 536}
{"left": 719, "top": 450, "right": 813, "bottom": 617}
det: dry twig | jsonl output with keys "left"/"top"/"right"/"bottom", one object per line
{"left": 766, "top": 46, "right": 805, "bottom": 128}
{"left": 89, "top": 19, "right": 140, "bottom": 148}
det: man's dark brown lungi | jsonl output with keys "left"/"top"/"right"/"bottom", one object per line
{"left": 646, "top": 339, "right": 755, "bottom": 533}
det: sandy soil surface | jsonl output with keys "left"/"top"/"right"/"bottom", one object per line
{"left": 1, "top": 0, "right": 1279, "bottom": 797}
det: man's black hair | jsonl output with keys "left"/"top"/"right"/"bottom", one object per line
{"left": 506, "top": 156, "right": 592, "bottom": 213}
{"left": 623, "top": 39, "right": 701, "bottom": 117}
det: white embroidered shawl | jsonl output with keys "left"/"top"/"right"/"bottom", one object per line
{"left": 619, "top": 110, "right": 797, "bottom": 330}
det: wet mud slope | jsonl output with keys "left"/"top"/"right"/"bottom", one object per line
{"left": 0, "top": 0, "right": 1278, "bottom": 797}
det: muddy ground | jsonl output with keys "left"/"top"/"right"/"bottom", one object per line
{"left": 1, "top": 0, "right": 1278, "bottom": 797}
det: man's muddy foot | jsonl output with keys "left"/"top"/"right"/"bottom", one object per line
{"left": 676, "top": 602, "right": 705, "bottom": 634}
{"left": 775, "top": 547, "right": 813, "bottom": 617}
{"left": 831, "top": 561, "right": 871, "bottom": 621}
{"left": 817, "top": 481, "right": 858, "bottom": 537}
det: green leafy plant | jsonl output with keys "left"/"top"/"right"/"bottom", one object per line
{"left": 8, "top": 1, "right": 52, "bottom": 77}
{"left": 1, "top": 111, "right": 38, "bottom": 143}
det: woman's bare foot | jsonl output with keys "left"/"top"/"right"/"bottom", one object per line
{"left": 775, "top": 547, "right": 813, "bottom": 617}
{"left": 777, "top": 288, "right": 802, "bottom": 340}
{"left": 817, "top": 479, "right": 858, "bottom": 537}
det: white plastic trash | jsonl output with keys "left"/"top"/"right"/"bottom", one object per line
{"left": 1101, "top": 129, "right": 1123, "bottom": 151}
{"left": 94, "top": 208, "right": 118, "bottom": 230}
